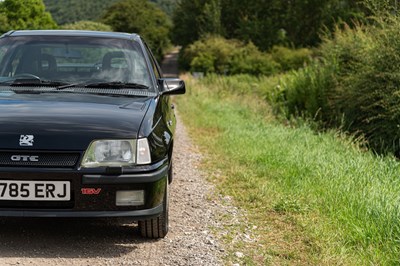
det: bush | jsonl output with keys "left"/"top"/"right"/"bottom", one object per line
{"left": 275, "top": 17, "right": 400, "bottom": 155}
{"left": 320, "top": 19, "right": 400, "bottom": 155}
{"left": 270, "top": 46, "right": 313, "bottom": 72}
{"left": 190, "top": 52, "right": 216, "bottom": 73}
{"left": 182, "top": 36, "right": 312, "bottom": 76}
{"left": 276, "top": 60, "right": 337, "bottom": 121}
{"left": 229, "top": 42, "right": 280, "bottom": 76}
{"left": 184, "top": 36, "right": 235, "bottom": 74}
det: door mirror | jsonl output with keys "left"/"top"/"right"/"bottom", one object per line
{"left": 158, "top": 78, "right": 186, "bottom": 95}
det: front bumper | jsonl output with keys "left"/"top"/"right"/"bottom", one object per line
{"left": 0, "top": 159, "right": 168, "bottom": 219}
{"left": 0, "top": 204, "right": 163, "bottom": 218}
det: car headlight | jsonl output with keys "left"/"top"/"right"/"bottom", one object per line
{"left": 81, "top": 139, "right": 151, "bottom": 168}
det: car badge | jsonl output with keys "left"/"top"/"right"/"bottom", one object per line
{"left": 19, "top": 135, "right": 34, "bottom": 146}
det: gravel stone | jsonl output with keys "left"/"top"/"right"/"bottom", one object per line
{"left": 235, "top": 252, "right": 244, "bottom": 258}
{"left": 0, "top": 50, "right": 250, "bottom": 266}
{"left": 0, "top": 115, "right": 224, "bottom": 265}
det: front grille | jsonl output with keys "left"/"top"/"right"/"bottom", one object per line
{"left": 0, "top": 151, "right": 80, "bottom": 168}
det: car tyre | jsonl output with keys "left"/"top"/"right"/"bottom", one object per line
{"left": 139, "top": 179, "right": 169, "bottom": 238}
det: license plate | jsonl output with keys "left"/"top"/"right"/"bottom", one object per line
{"left": 0, "top": 180, "right": 70, "bottom": 201}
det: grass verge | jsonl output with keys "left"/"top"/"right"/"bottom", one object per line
{"left": 175, "top": 74, "right": 400, "bottom": 265}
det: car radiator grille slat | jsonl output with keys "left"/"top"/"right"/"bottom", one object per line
{"left": 0, "top": 151, "right": 80, "bottom": 168}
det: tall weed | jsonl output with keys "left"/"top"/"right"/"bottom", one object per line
{"left": 276, "top": 61, "right": 337, "bottom": 121}
{"left": 275, "top": 18, "right": 400, "bottom": 155}
{"left": 321, "top": 20, "right": 400, "bottom": 154}
{"left": 177, "top": 75, "right": 400, "bottom": 264}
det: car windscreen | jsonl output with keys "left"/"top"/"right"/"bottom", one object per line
{"left": 0, "top": 35, "right": 153, "bottom": 91}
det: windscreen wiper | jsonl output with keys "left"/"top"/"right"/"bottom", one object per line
{"left": 55, "top": 81, "right": 150, "bottom": 91}
{"left": 83, "top": 82, "right": 149, "bottom": 90}
{"left": 0, "top": 77, "right": 69, "bottom": 87}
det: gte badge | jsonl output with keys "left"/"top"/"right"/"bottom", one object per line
{"left": 19, "top": 135, "right": 34, "bottom": 146}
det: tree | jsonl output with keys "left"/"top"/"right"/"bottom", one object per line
{"left": 150, "top": 0, "right": 178, "bottom": 17}
{"left": 221, "top": 0, "right": 283, "bottom": 50}
{"left": 220, "top": 0, "right": 364, "bottom": 49}
{"left": 173, "top": 0, "right": 364, "bottom": 49}
{"left": 43, "top": 0, "right": 119, "bottom": 25}
{"left": 102, "top": 0, "right": 171, "bottom": 60}
{"left": 60, "top": 21, "right": 112, "bottom": 32}
{"left": 172, "top": 0, "right": 202, "bottom": 46}
{"left": 0, "top": 0, "right": 57, "bottom": 33}
{"left": 172, "top": 0, "right": 222, "bottom": 47}
{"left": 43, "top": 0, "right": 177, "bottom": 25}
{"left": 279, "top": 0, "right": 364, "bottom": 47}
{"left": 198, "top": 0, "right": 222, "bottom": 36}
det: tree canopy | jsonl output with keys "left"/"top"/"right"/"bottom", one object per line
{"left": 173, "top": 0, "right": 365, "bottom": 49}
{"left": 43, "top": 0, "right": 119, "bottom": 25}
{"left": 43, "top": 0, "right": 177, "bottom": 25}
{"left": 150, "top": 0, "right": 178, "bottom": 17}
{"left": 60, "top": 21, "right": 112, "bottom": 32}
{"left": 102, "top": 0, "right": 171, "bottom": 60}
{"left": 0, "top": 0, "right": 57, "bottom": 33}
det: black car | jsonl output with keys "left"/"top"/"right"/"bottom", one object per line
{"left": 0, "top": 30, "right": 185, "bottom": 238}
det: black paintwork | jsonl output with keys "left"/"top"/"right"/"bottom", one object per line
{"left": 0, "top": 92, "right": 150, "bottom": 150}
{"left": 0, "top": 30, "right": 185, "bottom": 218}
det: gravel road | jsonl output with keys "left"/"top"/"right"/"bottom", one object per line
{"left": 0, "top": 116, "right": 223, "bottom": 266}
{"left": 0, "top": 50, "right": 233, "bottom": 266}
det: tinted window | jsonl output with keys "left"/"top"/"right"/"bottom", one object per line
{"left": 0, "top": 35, "right": 153, "bottom": 90}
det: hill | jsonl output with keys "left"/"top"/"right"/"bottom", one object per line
{"left": 44, "top": 0, "right": 177, "bottom": 25}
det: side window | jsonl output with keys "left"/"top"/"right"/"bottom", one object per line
{"left": 144, "top": 43, "right": 161, "bottom": 79}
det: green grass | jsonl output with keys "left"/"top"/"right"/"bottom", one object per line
{"left": 176, "top": 75, "right": 400, "bottom": 265}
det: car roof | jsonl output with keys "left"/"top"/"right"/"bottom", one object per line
{"left": 2, "top": 30, "right": 141, "bottom": 41}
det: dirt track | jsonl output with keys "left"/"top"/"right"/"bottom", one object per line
{"left": 0, "top": 51, "right": 223, "bottom": 266}
{"left": 0, "top": 113, "right": 222, "bottom": 266}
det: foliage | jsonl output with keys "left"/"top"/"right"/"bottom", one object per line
{"left": 183, "top": 36, "right": 279, "bottom": 75}
{"left": 182, "top": 36, "right": 238, "bottom": 74}
{"left": 177, "top": 74, "right": 400, "bottom": 265}
{"left": 197, "top": 0, "right": 222, "bottom": 37}
{"left": 273, "top": 15, "right": 400, "bottom": 155}
{"left": 363, "top": 0, "right": 400, "bottom": 15}
{"left": 182, "top": 36, "right": 312, "bottom": 76}
{"left": 270, "top": 46, "right": 313, "bottom": 72}
{"left": 321, "top": 19, "right": 400, "bottom": 155}
{"left": 228, "top": 42, "right": 280, "bottom": 76}
{"left": 274, "top": 61, "right": 336, "bottom": 121}
{"left": 60, "top": 21, "right": 112, "bottom": 32}
{"left": 0, "top": 0, "right": 57, "bottom": 33}
{"left": 102, "top": 0, "right": 171, "bottom": 61}
{"left": 43, "top": 0, "right": 177, "bottom": 25}
{"left": 173, "top": 0, "right": 365, "bottom": 49}
{"left": 149, "top": 0, "right": 178, "bottom": 17}
{"left": 172, "top": 0, "right": 217, "bottom": 47}
{"left": 43, "top": 0, "right": 119, "bottom": 25}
